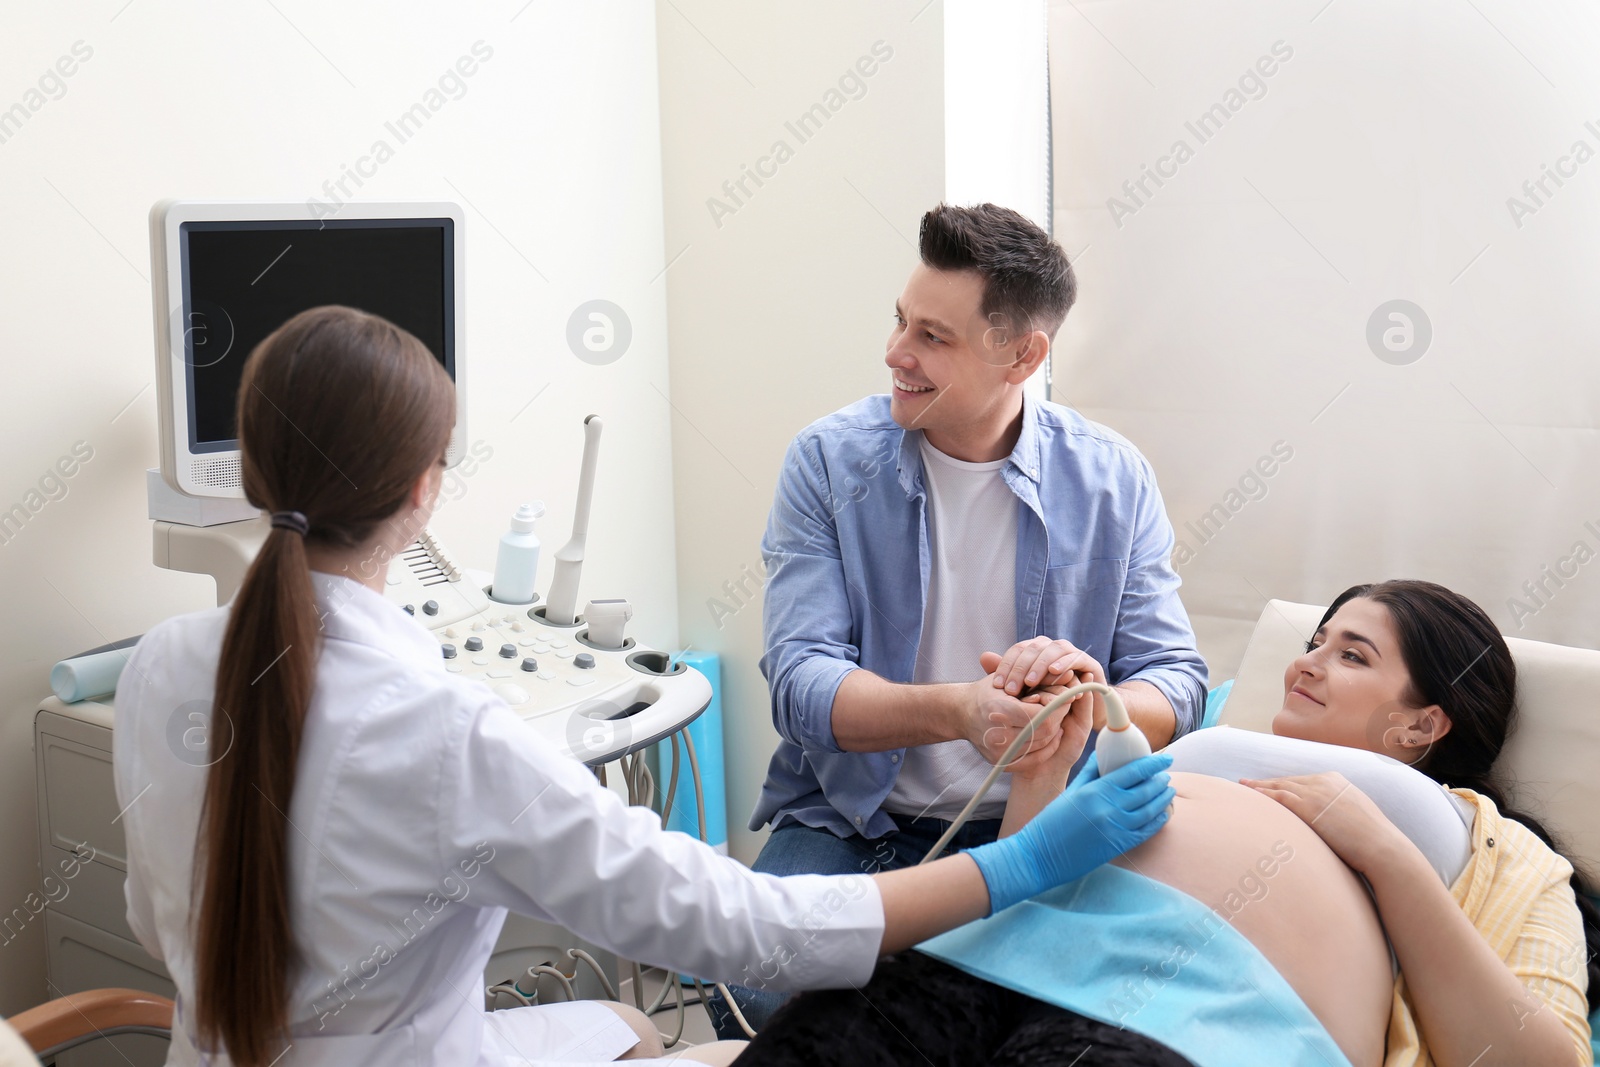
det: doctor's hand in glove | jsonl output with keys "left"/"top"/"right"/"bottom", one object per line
{"left": 870, "top": 750, "right": 1173, "bottom": 952}
{"left": 968, "top": 751, "right": 1174, "bottom": 914}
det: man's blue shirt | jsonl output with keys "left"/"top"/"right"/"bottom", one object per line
{"left": 750, "top": 392, "right": 1207, "bottom": 839}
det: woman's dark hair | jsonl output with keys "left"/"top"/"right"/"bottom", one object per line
{"left": 1320, "top": 579, "right": 1600, "bottom": 1010}
{"left": 918, "top": 202, "right": 1077, "bottom": 343}
{"left": 193, "top": 306, "right": 455, "bottom": 1064}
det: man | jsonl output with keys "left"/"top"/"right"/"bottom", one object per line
{"left": 710, "top": 203, "right": 1206, "bottom": 1038}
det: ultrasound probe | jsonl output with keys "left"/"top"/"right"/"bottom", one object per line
{"left": 918, "top": 681, "right": 1153, "bottom": 865}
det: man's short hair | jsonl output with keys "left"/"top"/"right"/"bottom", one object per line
{"left": 918, "top": 203, "right": 1076, "bottom": 344}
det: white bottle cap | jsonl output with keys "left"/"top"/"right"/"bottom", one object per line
{"left": 510, "top": 501, "right": 545, "bottom": 533}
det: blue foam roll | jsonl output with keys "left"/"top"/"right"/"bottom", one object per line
{"left": 51, "top": 647, "right": 134, "bottom": 703}
{"left": 657, "top": 651, "right": 728, "bottom": 851}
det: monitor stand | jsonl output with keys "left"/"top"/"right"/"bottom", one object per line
{"left": 147, "top": 468, "right": 265, "bottom": 606}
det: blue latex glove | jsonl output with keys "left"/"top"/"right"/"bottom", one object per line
{"left": 968, "top": 752, "right": 1175, "bottom": 915}
{"left": 1066, "top": 750, "right": 1100, "bottom": 794}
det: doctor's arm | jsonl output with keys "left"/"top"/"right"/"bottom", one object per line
{"left": 879, "top": 751, "right": 1175, "bottom": 946}
{"left": 872, "top": 853, "right": 990, "bottom": 952}
{"left": 453, "top": 701, "right": 1171, "bottom": 988}
{"left": 837, "top": 747, "right": 1177, "bottom": 952}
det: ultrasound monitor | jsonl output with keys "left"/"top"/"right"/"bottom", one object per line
{"left": 149, "top": 200, "right": 467, "bottom": 498}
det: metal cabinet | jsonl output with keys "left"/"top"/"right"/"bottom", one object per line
{"left": 35, "top": 699, "right": 169, "bottom": 1067}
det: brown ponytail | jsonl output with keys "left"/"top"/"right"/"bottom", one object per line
{"left": 194, "top": 306, "right": 455, "bottom": 1064}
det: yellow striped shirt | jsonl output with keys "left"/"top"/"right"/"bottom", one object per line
{"left": 1384, "top": 788, "right": 1593, "bottom": 1066}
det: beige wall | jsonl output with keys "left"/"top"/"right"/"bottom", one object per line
{"left": 657, "top": 1, "right": 946, "bottom": 863}
{"left": 1047, "top": 0, "right": 1600, "bottom": 682}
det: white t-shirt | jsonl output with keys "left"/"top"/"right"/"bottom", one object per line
{"left": 883, "top": 436, "right": 1018, "bottom": 820}
{"left": 1164, "top": 726, "right": 1477, "bottom": 886}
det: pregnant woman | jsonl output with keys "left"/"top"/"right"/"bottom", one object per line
{"left": 735, "top": 581, "right": 1599, "bottom": 1066}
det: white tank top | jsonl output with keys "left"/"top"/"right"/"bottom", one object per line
{"left": 1164, "top": 726, "right": 1476, "bottom": 885}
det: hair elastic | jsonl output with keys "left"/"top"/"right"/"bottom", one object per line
{"left": 269, "top": 510, "right": 309, "bottom": 536}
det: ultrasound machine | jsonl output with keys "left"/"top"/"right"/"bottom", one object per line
{"left": 32, "top": 201, "right": 713, "bottom": 1064}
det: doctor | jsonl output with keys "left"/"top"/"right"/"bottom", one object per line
{"left": 113, "top": 305, "right": 1175, "bottom": 1067}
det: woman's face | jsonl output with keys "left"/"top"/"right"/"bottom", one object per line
{"left": 1273, "top": 597, "right": 1446, "bottom": 758}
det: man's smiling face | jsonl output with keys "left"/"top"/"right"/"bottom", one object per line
{"left": 885, "top": 263, "right": 1021, "bottom": 439}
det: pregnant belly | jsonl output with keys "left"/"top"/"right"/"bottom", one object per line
{"left": 1110, "top": 772, "right": 1392, "bottom": 1067}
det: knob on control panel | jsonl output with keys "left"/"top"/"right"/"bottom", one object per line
{"left": 499, "top": 643, "right": 517, "bottom": 659}
{"left": 464, "top": 637, "right": 484, "bottom": 652}
{"left": 441, "top": 644, "right": 457, "bottom": 659}
{"left": 574, "top": 653, "right": 596, "bottom": 670}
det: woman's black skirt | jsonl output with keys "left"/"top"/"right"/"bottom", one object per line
{"left": 732, "top": 949, "right": 1198, "bottom": 1066}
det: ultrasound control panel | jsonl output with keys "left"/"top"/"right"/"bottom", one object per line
{"left": 383, "top": 531, "right": 709, "bottom": 765}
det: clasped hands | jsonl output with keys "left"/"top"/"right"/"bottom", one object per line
{"left": 963, "top": 635, "right": 1109, "bottom": 782}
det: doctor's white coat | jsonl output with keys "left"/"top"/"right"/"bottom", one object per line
{"left": 112, "top": 571, "right": 884, "bottom": 1066}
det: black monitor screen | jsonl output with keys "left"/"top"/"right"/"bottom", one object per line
{"left": 180, "top": 218, "right": 453, "bottom": 450}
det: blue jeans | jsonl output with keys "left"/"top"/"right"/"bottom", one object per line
{"left": 706, "top": 812, "right": 1003, "bottom": 1041}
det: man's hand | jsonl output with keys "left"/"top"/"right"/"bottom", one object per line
{"left": 953, "top": 674, "right": 1061, "bottom": 768}
{"left": 989, "top": 637, "right": 1108, "bottom": 729}
{"left": 979, "top": 650, "right": 1098, "bottom": 779}
{"left": 1004, "top": 680, "right": 1096, "bottom": 782}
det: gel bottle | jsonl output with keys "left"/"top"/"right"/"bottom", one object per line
{"left": 490, "top": 502, "right": 545, "bottom": 604}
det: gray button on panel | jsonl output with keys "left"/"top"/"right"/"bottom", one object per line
{"left": 574, "top": 653, "right": 595, "bottom": 669}
{"left": 464, "top": 637, "right": 484, "bottom": 652}
{"left": 423, "top": 600, "right": 439, "bottom": 616}
{"left": 441, "top": 644, "right": 457, "bottom": 660}
{"left": 521, "top": 658, "right": 538, "bottom": 672}
{"left": 499, "top": 643, "right": 517, "bottom": 659}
